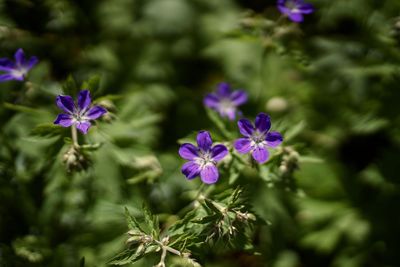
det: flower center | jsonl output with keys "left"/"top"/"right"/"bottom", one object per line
{"left": 218, "top": 99, "right": 235, "bottom": 113}
{"left": 11, "top": 68, "right": 27, "bottom": 79}
{"left": 251, "top": 130, "right": 266, "bottom": 144}
{"left": 195, "top": 151, "right": 214, "bottom": 168}
{"left": 285, "top": 0, "right": 299, "bottom": 11}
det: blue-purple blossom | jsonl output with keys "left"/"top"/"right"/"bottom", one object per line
{"left": 204, "top": 82, "right": 247, "bottom": 120}
{"left": 179, "top": 131, "right": 228, "bottom": 184}
{"left": 277, "top": 0, "right": 314, "bottom": 23}
{"left": 54, "top": 90, "right": 107, "bottom": 134}
{"left": 234, "top": 113, "right": 283, "bottom": 164}
{"left": 0, "top": 48, "right": 38, "bottom": 82}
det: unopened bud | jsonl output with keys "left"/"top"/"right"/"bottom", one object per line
{"left": 266, "top": 96, "right": 289, "bottom": 113}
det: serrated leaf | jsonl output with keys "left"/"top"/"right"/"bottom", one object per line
{"left": 124, "top": 207, "right": 143, "bottom": 232}
{"left": 202, "top": 199, "right": 222, "bottom": 214}
{"left": 107, "top": 248, "right": 144, "bottom": 265}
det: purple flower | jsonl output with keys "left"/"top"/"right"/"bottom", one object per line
{"left": 179, "top": 131, "right": 228, "bottom": 184}
{"left": 0, "top": 48, "right": 38, "bottom": 82}
{"left": 204, "top": 82, "right": 247, "bottom": 120}
{"left": 234, "top": 113, "right": 283, "bottom": 164}
{"left": 277, "top": 0, "right": 314, "bottom": 23}
{"left": 54, "top": 90, "right": 107, "bottom": 134}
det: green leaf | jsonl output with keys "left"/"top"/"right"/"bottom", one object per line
{"left": 81, "top": 75, "right": 101, "bottom": 94}
{"left": 31, "top": 123, "right": 65, "bottom": 137}
{"left": 124, "top": 207, "right": 143, "bottom": 232}
{"left": 202, "top": 199, "right": 222, "bottom": 214}
{"left": 4, "top": 103, "right": 44, "bottom": 114}
{"left": 62, "top": 75, "right": 78, "bottom": 96}
{"left": 80, "top": 143, "right": 102, "bottom": 152}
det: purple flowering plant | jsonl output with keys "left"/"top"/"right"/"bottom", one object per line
{"left": 54, "top": 90, "right": 107, "bottom": 134}
{"left": 204, "top": 82, "right": 247, "bottom": 120}
{"left": 0, "top": 48, "right": 38, "bottom": 82}
{"left": 179, "top": 131, "right": 228, "bottom": 184}
{"left": 234, "top": 112, "right": 283, "bottom": 164}
{"left": 277, "top": 0, "right": 315, "bottom": 23}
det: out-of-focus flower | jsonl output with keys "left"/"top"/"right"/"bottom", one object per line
{"left": 0, "top": 48, "right": 38, "bottom": 82}
{"left": 277, "top": 0, "right": 314, "bottom": 23}
{"left": 54, "top": 90, "right": 107, "bottom": 134}
{"left": 203, "top": 82, "right": 247, "bottom": 120}
{"left": 234, "top": 113, "right": 283, "bottom": 164}
{"left": 179, "top": 131, "right": 228, "bottom": 184}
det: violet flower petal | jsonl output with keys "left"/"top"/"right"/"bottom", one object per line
{"left": 14, "top": 48, "right": 25, "bottom": 66}
{"left": 234, "top": 138, "right": 252, "bottom": 154}
{"left": 54, "top": 114, "right": 74, "bottom": 127}
{"left": 179, "top": 143, "right": 199, "bottom": 160}
{"left": 252, "top": 147, "right": 269, "bottom": 163}
{"left": 27, "top": 56, "right": 39, "bottom": 69}
{"left": 288, "top": 12, "right": 304, "bottom": 22}
{"left": 203, "top": 93, "right": 220, "bottom": 108}
{"left": 78, "top": 90, "right": 92, "bottom": 111}
{"left": 266, "top": 131, "right": 283, "bottom": 147}
{"left": 76, "top": 121, "right": 91, "bottom": 134}
{"left": 86, "top": 105, "right": 106, "bottom": 120}
{"left": 211, "top": 144, "right": 228, "bottom": 161}
{"left": 230, "top": 90, "right": 247, "bottom": 106}
{"left": 255, "top": 113, "right": 271, "bottom": 133}
{"left": 237, "top": 119, "right": 254, "bottom": 137}
{"left": 197, "top": 131, "right": 213, "bottom": 151}
{"left": 0, "top": 58, "right": 14, "bottom": 71}
{"left": 216, "top": 82, "right": 231, "bottom": 97}
{"left": 182, "top": 161, "right": 201, "bottom": 179}
{"left": 56, "top": 95, "right": 75, "bottom": 113}
{"left": 0, "top": 74, "right": 16, "bottom": 81}
{"left": 200, "top": 164, "right": 219, "bottom": 184}
{"left": 299, "top": 3, "right": 314, "bottom": 14}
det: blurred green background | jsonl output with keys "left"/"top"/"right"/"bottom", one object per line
{"left": 1, "top": 0, "right": 400, "bottom": 266}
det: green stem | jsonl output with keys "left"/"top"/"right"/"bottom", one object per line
{"left": 71, "top": 125, "right": 79, "bottom": 148}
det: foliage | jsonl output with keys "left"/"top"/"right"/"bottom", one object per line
{"left": 1, "top": 0, "right": 400, "bottom": 267}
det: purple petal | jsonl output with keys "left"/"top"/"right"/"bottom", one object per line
{"left": 288, "top": 12, "right": 304, "bottom": 23}
{"left": 200, "top": 164, "right": 219, "bottom": 184}
{"left": 230, "top": 90, "right": 247, "bottom": 106}
{"left": 56, "top": 95, "right": 75, "bottom": 113}
{"left": 266, "top": 131, "right": 283, "bottom": 147}
{"left": 216, "top": 82, "right": 231, "bottom": 97}
{"left": 299, "top": 3, "right": 314, "bottom": 14}
{"left": 277, "top": 4, "right": 290, "bottom": 15}
{"left": 54, "top": 114, "right": 74, "bottom": 127}
{"left": 225, "top": 109, "right": 236, "bottom": 121}
{"left": 182, "top": 161, "right": 201, "bottom": 179}
{"left": 0, "top": 58, "right": 14, "bottom": 71}
{"left": 179, "top": 143, "right": 199, "bottom": 160}
{"left": 85, "top": 105, "right": 106, "bottom": 120}
{"left": 197, "top": 131, "right": 213, "bottom": 151}
{"left": 211, "top": 144, "right": 228, "bottom": 161}
{"left": 76, "top": 121, "right": 91, "bottom": 134}
{"left": 0, "top": 74, "right": 16, "bottom": 82}
{"left": 252, "top": 147, "right": 269, "bottom": 164}
{"left": 255, "top": 113, "right": 271, "bottom": 133}
{"left": 204, "top": 93, "right": 220, "bottom": 108}
{"left": 234, "top": 138, "right": 252, "bottom": 154}
{"left": 27, "top": 56, "right": 39, "bottom": 69}
{"left": 14, "top": 48, "right": 25, "bottom": 66}
{"left": 237, "top": 119, "right": 254, "bottom": 137}
{"left": 78, "top": 90, "right": 92, "bottom": 111}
